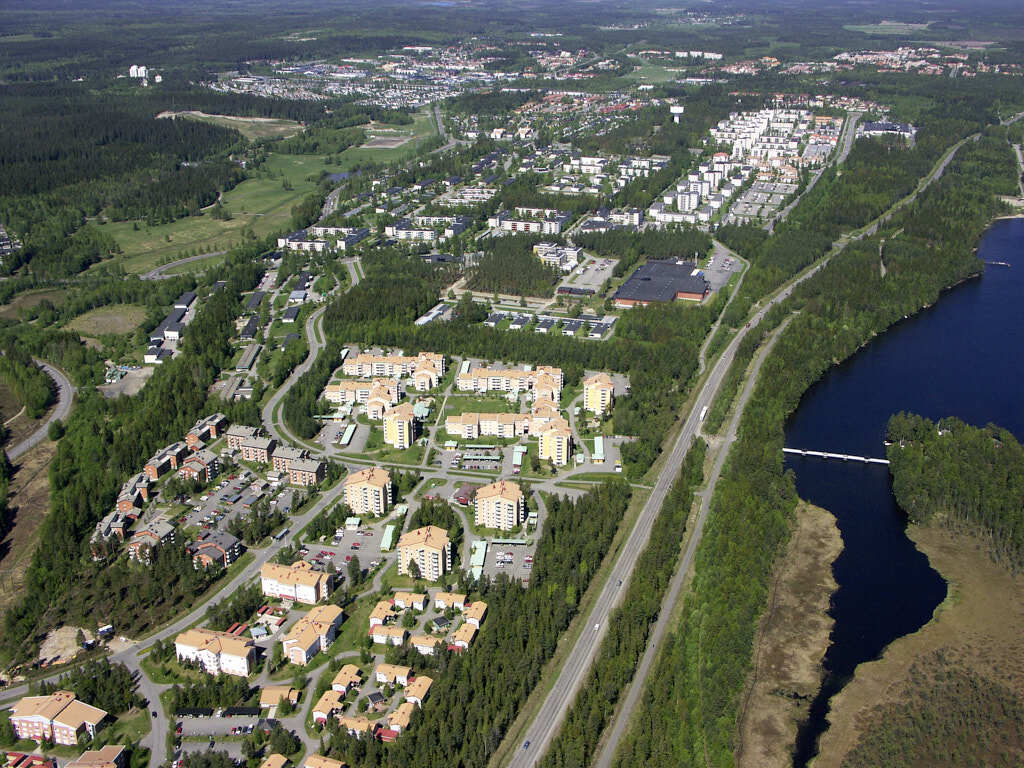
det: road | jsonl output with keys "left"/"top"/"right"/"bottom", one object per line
{"left": 140, "top": 252, "right": 226, "bottom": 281}
{"left": 262, "top": 305, "right": 328, "bottom": 446}
{"left": 511, "top": 129, "right": 977, "bottom": 767}
{"left": 7, "top": 360, "right": 75, "bottom": 462}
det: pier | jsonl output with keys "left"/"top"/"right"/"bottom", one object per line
{"left": 783, "top": 447, "right": 890, "bottom": 465}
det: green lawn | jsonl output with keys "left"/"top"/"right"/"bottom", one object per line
{"left": 442, "top": 395, "right": 517, "bottom": 419}
{"left": 67, "top": 303, "right": 147, "bottom": 336}
{"left": 171, "top": 112, "right": 303, "bottom": 140}
{"left": 163, "top": 252, "right": 228, "bottom": 275}
{"left": 98, "top": 152, "right": 331, "bottom": 274}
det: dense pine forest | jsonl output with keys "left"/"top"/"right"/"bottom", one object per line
{"left": 887, "top": 413, "right": 1024, "bottom": 571}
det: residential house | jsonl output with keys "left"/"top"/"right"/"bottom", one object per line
{"left": 9, "top": 691, "right": 107, "bottom": 746}
{"left": 261, "top": 561, "right": 333, "bottom": 604}
{"left": 174, "top": 628, "right": 254, "bottom": 677}
{"left": 452, "top": 622, "right": 477, "bottom": 650}
{"left": 397, "top": 526, "right": 451, "bottom": 582}
{"left": 283, "top": 605, "right": 344, "bottom": 665}
{"left": 311, "top": 690, "right": 346, "bottom": 724}
{"left": 433, "top": 592, "right": 467, "bottom": 612}
{"left": 302, "top": 756, "right": 344, "bottom": 768}
{"left": 475, "top": 481, "right": 525, "bottom": 531}
{"left": 330, "top": 664, "right": 362, "bottom": 695}
{"left": 465, "top": 601, "right": 488, "bottom": 628}
{"left": 368, "top": 600, "right": 398, "bottom": 628}
{"left": 387, "top": 702, "right": 417, "bottom": 734}
{"left": 409, "top": 636, "right": 440, "bottom": 656}
{"left": 259, "top": 687, "right": 299, "bottom": 709}
{"left": 67, "top": 745, "right": 126, "bottom": 768}
{"left": 344, "top": 468, "right": 392, "bottom": 516}
{"left": 369, "top": 625, "right": 406, "bottom": 646}
{"left": 404, "top": 676, "right": 433, "bottom": 706}
{"left": 337, "top": 716, "right": 376, "bottom": 738}
{"left": 257, "top": 755, "right": 290, "bottom": 768}
{"left": 374, "top": 663, "right": 411, "bottom": 687}
{"left": 392, "top": 591, "right": 427, "bottom": 611}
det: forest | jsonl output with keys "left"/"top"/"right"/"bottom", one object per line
{"left": 574, "top": 228, "right": 712, "bottom": 279}
{"left": 887, "top": 413, "right": 1024, "bottom": 571}
{"left": 466, "top": 235, "right": 562, "bottom": 298}
{"left": 0, "top": 338, "right": 55, "bottom": 421}
{"left": 37, "top": 658, "right": 143, "bottom": 714}
{"left": 322, "top": 481, "right": 632, "bottom": 768}
{"left": 609, "top": 123, "right": 1019, "bottom": 768}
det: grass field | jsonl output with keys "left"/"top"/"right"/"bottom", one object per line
{"left": 162, "top": 111, "right": 303, "bottom": 140}
{"left": 67, "top": 303, "right": 147, "bottom": 335}
{"left": 844, "top": 21, "right": 932, "bottom": 35}
{"left": 333, "top": 110, "right": 439, "bottom": 169}
{"left": 163, "top": 252, "right": 227, "bottom": 275}
{"left": 442, "top": 395, "right": 516, "bottom": 419}
{"left": 624, "top": 57, "right": 681, "bottom": 83}
{"left": 0, "top": 288, "right": 67, "bottom": 320}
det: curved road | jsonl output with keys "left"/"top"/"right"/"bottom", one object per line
{"left": 511, "top": 130, "right": 978, "bottom": 768}
{"left": 140, "top": 252, "right": 226, "bottom": 281}
{"left": 7, "top": 360, "right": 75, "bottom": 462}
{"left": 262, "top": 305, "right": 329, "bottom": 446}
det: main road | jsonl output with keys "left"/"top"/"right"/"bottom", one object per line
{"left": 510, "top": 126, "right": 977, "bottom": 768}
{"left": 7, "top": 360, "right": 75, "bottom": 462}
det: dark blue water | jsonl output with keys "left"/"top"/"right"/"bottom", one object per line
{"left": 786, "top": 217, "right": 1024, "bottom": 765}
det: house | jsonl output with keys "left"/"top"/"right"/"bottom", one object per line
{"left": 311, "top": 690, "right": 346, "bottom": 724}
{"left": 187, "top": 529, "right": 243, "bottom": 568}
{"left": 392, "top": 591, "right": 427, "bottom": 611}
{"left": 331, "top": 664, "right": 362, "bottom": 694}
{"left": 452, "top": 622, "right": 478, "bottom": 650}
{"left": 383, "top": 403, "right": 416, "bottom": 450}
{"left": 302, "top": 756, "right": 345, "bottom": 768}
{"left": 289, "top": 458, "right": 326, "bottom": 487}
{"left": 337, "top": 716, "right": 376, "bottom": 738}
{"left": 370, "top": 625, "right": 407, "bottom": 646}
{"left": 283, "top": 604, "right": 344, "bottom": 665}
{"left": 9, "top": 691, "right": 107, "bottom": 746}
{"left": 127, "top": 521, "right": 176, "bottom": 564}
{"left": 538, "top": 418, "right": 573, "bottom": 466}
{"left": 387, "top": 701, "right": 417, "bottom": 734}
{"left": 405, "top": 676, "right": 433, "bottom": 706}
{"left": 261, "top": 561, "right": 333, "bottom": 604}
{"left": 465, "top": 601, "right": 488, "bottom": 628}
{"left": 240, "top": 436, "right": 276, "bottom": 464}
{"left": 397, "top": 526, "right": 451, "bottom": 582}
{"left": 67, "top": 745, "right": 126, "bottom": 768}
{"left": 369, "top": 600, "right": 398, "bottom": 628}
{"left": 433, "top": 592, "right": 467, "bottom": 612}
{"left": 174, "top": 628, "right": 254, "bottom": 677}
{"left": 409, "top": 636, "right": 440, "bottom": 656}
{"left": 178, "top": 449, "right": 219, "bottom": 484}
{"left": 259, "top": 686, "right": 299, "bottom": 709}
{"left": 257, "top": 755, "right": 290, "bottom": 768}
{"left": 374, "top": 663, "right": 411, "bottom": 687}
{"left": 583, "top": 373, "right": 615, "bottom": 416}
{"left": 344, "top": 468, "right": 392, "bottom": 516}
{"left": 186, "top": 413, "right": 228, "bottom": 449}
{"left": 475, "top": 481, "right": 525, "bottom": 531}
{"left": 271, "top": 445, "right": 306, "bottom": 474}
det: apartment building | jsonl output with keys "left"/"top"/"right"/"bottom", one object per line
{"left": 127, "top": 521, "right": 176, "bottom": 564}
{"left": 288, "top": 458, "right": 326, "bottom": 487}
{"left": 143, "top": 442, "right": 190, "bottom": 480}
{"left": 283, "top": 604, "right": 344, "bottom": 665}
{"left": 383, "top": 403, "right": 416, "bottom": 450}
{"left": 261, "top": 561, "right": 333, "bottom": 604}
{"left": 224, "top": 424, "right": 262, "bottom": 451}
{"left": 475, "top": 481, "right": 525, "bottom": 530}
{"left": 174, "top": 628, "right": 255, "bottom": 677}
{"left": 322, "top": 378, "right": 399, "bottom": 408}
{"left": 538, "top": 418, "right": 573, "bottom": 466}
{"left": 9, "top": 691, "right": 107, "bottom": 745}
{"left": 397, "top": 525, "right": 451, "bottom": 582}
{"left": 487, "top": 207, "right": 570, "bottom": 235}
{"left": 456, "top": 365, "right": 563, "bottom": 400}
{"left": 271, "top": 445, "right": 307, "bottom": 474}
{"left": 187, "top": 529, "right": 243, "bottom": 568}
{"left": 583, "top": 372, "right": 615, "bottom": 415}
{"left": 186, "top": 413, "right": 228, "bottom": 449}
{"left": 344, "top": 467, "right": 393, "bottom": 516}
{"left": 533, "top": 242, "right": 582, "bottom": 272}
{"left": 239, "top": 436, "right": 276, "bottom": 464}
{"left": 341, "top": 351, "right": 445, "bottom": 379}
{"left": 178, "top": 449, "right": 219, "bottom": 484}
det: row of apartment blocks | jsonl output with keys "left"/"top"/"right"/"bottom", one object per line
{"left": 487, "top": 207, "right": 571, "bottom": 235}
{"left": 260, "top": 560, "right": 334, "bottom": 604}
{"left": 532, "top": 242, "right": 582, "bottom": 272}
{"left": 225, "top": 425, "right": 326, "bottom": 486}
{"left": 455, "top": 364, "right": 563, "bottom": 401}
{"left": 145, "top": 291, "right": 197, "bottom": 365}
{"left": 340, "top": 350, "right": 445, "bottom": 385}
{"left": 276, "top": 227, "right": 369, "bottom": 253}
{"left": 384, "top": 215, "right": 470, "bottom": 242}
{"left": 9, "top": 691, "right": 108, "bottom": 746}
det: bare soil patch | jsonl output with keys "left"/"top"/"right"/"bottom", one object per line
{"left": 0, "top": 440, "right": 56, "bottom": 617}
{"left": 0, "top": 289, "right": 67, "bottom": 321}
{"left": 361, "top": 135, "right": 413, "bottom": 149}
{"left": 38, "top": 625, "right": 95, "bottom": 665}
{"left": 736, "top": 501, "right": 842, "bottom": 768}
{"left": 67, "top": 304, "right": 146, "bottom": 336}
{"left": 98, "top": 366, "right": 154, "bottom": 398}
{"left": 812, "top": 524, "right": 1024, "bottom": 768}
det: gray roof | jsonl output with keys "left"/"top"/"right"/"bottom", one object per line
{"left": 614, "top": 261, "right": 708, "bottom": 303}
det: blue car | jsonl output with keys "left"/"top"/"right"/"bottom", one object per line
{"left": 523, "top": 741, "right": 531, "bottom": 750}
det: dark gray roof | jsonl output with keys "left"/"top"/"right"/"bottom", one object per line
{"left": 614, "top": 261, "right": 708, "bottom": 303}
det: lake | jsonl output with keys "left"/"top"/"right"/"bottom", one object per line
{"left": 784, "top": 217, "right": 1024, "bottom": 765}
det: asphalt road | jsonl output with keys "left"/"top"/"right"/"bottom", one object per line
{"left": 7, "top": 360, "right": 75, "bottom": 462}
{"left": 262, "top": 305, "right": 328, "bottom": 446}
{"left": 140, "top": 252, "right": 226, "bottom": 281}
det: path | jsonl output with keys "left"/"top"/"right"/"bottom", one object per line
{"left": 7, "top": 360, "right": 75, "bottom": 462}
{"left": 262, "top": 306, "right": 329, "bottom": 446}
{"left": 140, "top": 252, "right": 226, "bottom": 281}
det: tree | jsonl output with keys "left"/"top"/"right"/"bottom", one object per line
{"left": 407, "top": 560, "right": 421, "bottom": 580}
{"left": 347, "top": 556, "right": 361, "bottom": 586}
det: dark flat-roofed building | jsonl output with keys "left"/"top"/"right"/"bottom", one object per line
{"left": 613, "top": 261, "right": 709, "bottom": 308}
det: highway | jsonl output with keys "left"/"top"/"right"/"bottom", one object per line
{"left": 7, "top": 360, "right": 75, "bottom": 462}
{"left": 511, "top": 126, "right": 978, "bottom": 768}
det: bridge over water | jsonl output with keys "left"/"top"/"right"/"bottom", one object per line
{"left": 783, "top": 447, "right": 890, "bottom": 465}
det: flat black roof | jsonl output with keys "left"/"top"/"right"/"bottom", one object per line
{"left": 614, "top": 261, "right": 707, "bottom": 303}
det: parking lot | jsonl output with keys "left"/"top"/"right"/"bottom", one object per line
{"left": 560, "top": 256, "right": 616, "bottom": 293}
{"left": 704, "top": 242, "right": 745, "bottom": 291}
{"left": 301, "top": 524, "right": 388, "bottom": 573}
{"left": 726, "top": 180, "right": 799, "bottom": 224}
{"left": 177, "top": 469, "right": 270, "bottom": 532}
{"left": 481, "top": 542, "right": 535, "bottom": 584}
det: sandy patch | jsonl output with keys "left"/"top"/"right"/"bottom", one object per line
{"left": 361, "top": 135, "right": 413, "bottom": 149}
{"left": 99, "top": 366, "right": 154, "bottom": 398}
{"left": 735, "top": 502, "right": 843, "bottom": 768}
{"left": 38, "top": 625, "right": 94, "bottom": 665}
{"left": 812, "top": 524, "right": 1024, "bottom": 767}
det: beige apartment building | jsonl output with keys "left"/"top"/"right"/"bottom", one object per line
{"left": 397, "top": 525, "right": 451, "bottom": 582}
{"left": 475, "top": 481, "right": 526, "bottom": 530}
{"left": 344, "top": 467, "right": 392, "bottom": 515}
{"left": 383, "top": 403, "right": 416, "bottom": 449}
{"left": 583, "top": 372, "right": 615, "bottom": 415}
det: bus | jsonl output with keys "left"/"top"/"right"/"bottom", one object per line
{"left": 699, "top": 406, "right": 709, "bottom": 422}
